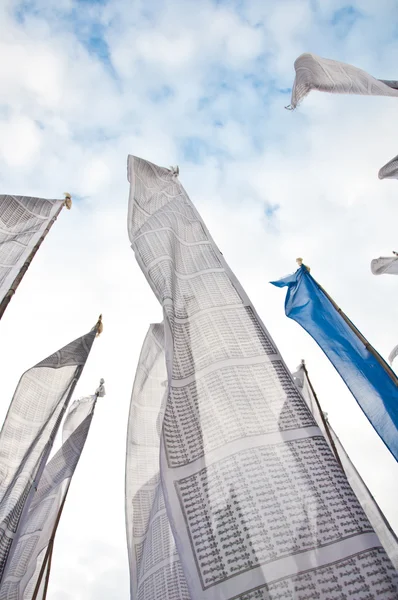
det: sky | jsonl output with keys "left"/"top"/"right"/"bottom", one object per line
{"left": 0, "top": 0, "right": 397, "bottom": 597}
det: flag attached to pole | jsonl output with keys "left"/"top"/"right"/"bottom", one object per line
{"left": 0, "top": 327, "right": 96, "bottom": 582}
{"left": 0, "top": 196, "right": 65, "bottom": 319}
{"left": 128, "top": 156, "right": 398, "bottom": 599}
{"left": 287, "top": 53, "right": 398, "bottom": 179}
{"left": 371, "top": 254, "right": 398, "bottom": 275}
{"left": 271, "top": 265, "right": 398, "bottom": 461}
{"left": 0, "top": 395, "right": 98, "bottom": 600}
{"left": 293, "top": 362, "right": 398, "bottom": 569}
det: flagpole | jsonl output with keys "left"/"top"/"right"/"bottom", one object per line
{"left": 41, "top": 540, "right": 53, "bottom": 600}
{"left": 300, "top": 360, "right": 344, "bottom": 470}
{"left": 0, "top": 194, "right": 72, "bottom": 321}
{"left": 31, "top": 376, "right": 104, "bottom": 600}
{"left": 1, "top": 318, "right": 103, "bottom": 589}
{"left": 296, "top": 258, "right": 398, "bottom": 387}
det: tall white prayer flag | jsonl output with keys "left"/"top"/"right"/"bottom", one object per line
{"left": 126, "top": 323, "right": 190, "bottom": 600}
{"left": 288, "top": 53, "right": 398, "bottom": 178}
{"left": 293, "top": 362, "right": 398, "bottom": 570}
{"left": 127, "top": 156, "right": 398, "bottom": 599}
{"left": 0, "top": 328, "right": 96, "bottom": 582}
{"left": 0, "top": 395, "right": 97, "bottom": 600}
{"left": 0, "top": 196, "right": 64, "bottom": 316}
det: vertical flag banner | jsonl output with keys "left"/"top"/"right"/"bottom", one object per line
{"left": 125, "top": 323, "right": 190, "bottom": 600}
{"left": 0, "top": 396, "right": 97, "bottom": 600}
{"left": 0, "top": 196, "right": 65, "bottom": 318}
{"left": 0, "top": 329, "right": 96, "bottom": 582}
{"left": 271, "top": 265, "right": 398, "bottom": 462}
{"left": 127, "top": 156, "right": 398, "bottom": 599}
{"left": 293, "top": 363, "right": 398, "bottom": 569}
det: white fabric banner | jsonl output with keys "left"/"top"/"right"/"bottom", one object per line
{"left": 0, "top": 196, "right": 63, "bottom": 306}
{"left": 388, "top": 344, "right": 398, "bottom": 366}
{"left": 126, "top": 323, "right": 191, "bottom": 600}
{"left": 0, "top": 330, "right": 96, "bottom": 582}
{"left": 127, "top": 156, "right": 398, "bottom": 599}
{"left": 293, "top": 364, "right": 398, "bottom": 570}
{"left": 0, "top": 396, "right": 97, "bottom": 600}
{"left": 371, "top": 256, "right": 398, "bottom": 275}
{"left": 289, "top": 53, "right": 398, "bottom": 179}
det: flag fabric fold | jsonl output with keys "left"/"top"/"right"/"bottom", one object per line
{"left": 271, "top": 265, "right": 398, "bottom": 461}
{"left": 0, "top": 395, "right": 97, "bottom": 600}
{"left": 371, "top": 255, "right": 398, "bottom": 275}
{"left": 0, "top": 329, "right": 96, "bottom": 581}
{"left": 288, "top": 53, "right": 398, "bottom": 178}
{"left": 293, "top": 363, "right": 398, "bottom": 569}
{"left": 0, "top": 196, "right": 63, "bottom": 309}
{"left": 125, "top": 323, "right": 190, "bottom": 600}
{"left": 388, "top": 344, "right": 398, "bottom": 366}
{"left": 128, "top": 156, "right": 398, "bottom": 599}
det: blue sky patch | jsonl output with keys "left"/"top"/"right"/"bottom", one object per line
{"left": 331, "top": 5, "right": 363, "bottom": 38}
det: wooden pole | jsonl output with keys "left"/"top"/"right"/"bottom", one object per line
{"left": 297, "top": 259, "right": 398, "bottom": 387}
{"left": 41, "top": 540, "right": 54, "bottom": 600}
{"left": 0, "top": 195, "right": 71, "bottom": 321}
{"left": 300, "top": 360, "right": 344, "bottom": 470}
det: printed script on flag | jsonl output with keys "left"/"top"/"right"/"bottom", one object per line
{"left": 0, "top": 196, "right": 63, "bottom": 307}
{"left": 126, "top": 156, "right": 398, "bottom": 600}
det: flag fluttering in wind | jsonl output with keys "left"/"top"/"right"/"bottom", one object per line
{"left": 271, "top": 265, "right": 398, "bottom": 462}
{"left": 293, "top": 362, "right": 398, "bottom": 570}
{"left": 125, "top": 323, "right": 190, "bottom": 600}
{"left": 0, "top": 327, "right": 96, "bottom": 583}
{"left": 389, "top": 344, "right": 398, "bottom": 367}
{"left": 288, "top": 52, "right": 398, "bottom": 178}
{"left": 371, "top": 254, "right": 398, "bottom": 275}
{"left": 127, "top": 156, "right": 398, "bottom": 599}
{"left": 0, "top": 196, "right": 68, "bottom": 320}
{"left": 0, "top": 394, "right": 98, "bottom": 600}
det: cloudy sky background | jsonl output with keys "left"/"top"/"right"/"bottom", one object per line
{"left": 0, "top": 0, "right": 397, "bottom": 597}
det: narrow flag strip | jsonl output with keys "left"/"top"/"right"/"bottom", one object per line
{"left": 0, "top": 327, "right": 96, "bottom": 582}
{"left": 293, "top": 362, "right": 398, "bottom": 569}
{"left": 0, "top": 395, "right": 98, "bottom": 600}
{"left": 125, "top": 323, "right": 190, "bottom": 600}
{"left": 271, "top": 265, "right": 398, "bottom": 461}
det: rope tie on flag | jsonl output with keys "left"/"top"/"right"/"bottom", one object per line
{"left": 95, "top": 378, "right": 106, "bottom": 398}
{"left": 296, "top": 257, "right": 310, "bottom": 272}
{"left": 95, "top": 314, "right": 103, "bottom": 336}
{"left": 63, "top": 193, "right": 72, "bottom": 209}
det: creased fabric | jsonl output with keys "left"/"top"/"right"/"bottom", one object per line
{"left": 125, "top": 323, "right": 191, "bottom": 600}
{"left": 293, "top": 364, "right": 398, "bottom": 570}
{"left": 371, "top": 255, "right": 398, "bottom": 275}
{"left": 271, "top": 266, "right": 398, "bottom": 462}
{"left": 0, "top": 196, "right": 63, "bottom": 307}
{"left": 289, "top": 53, "right": 398, "bottom": 178}
{"left": 388, "top": 344, "right": 398, "bottom": 366}
{"left": 128, "top": 156, "right": 398, "bottom": 599}
{"left": 0, "top": 396, "right": 97, "bottom": 600}
{"left": 0, "top": 330, "right": 95, "bottom": 582}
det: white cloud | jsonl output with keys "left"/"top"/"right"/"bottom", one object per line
{"left": 0, "top": 0, "right": 397, "bottom": 597}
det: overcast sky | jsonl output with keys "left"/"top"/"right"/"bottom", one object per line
{"left": 0, "top": 0, "right": 397, "bottom": 598}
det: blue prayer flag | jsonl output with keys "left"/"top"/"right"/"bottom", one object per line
{"left": 271, "top": 265, "right": 398, "bottom": 461}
